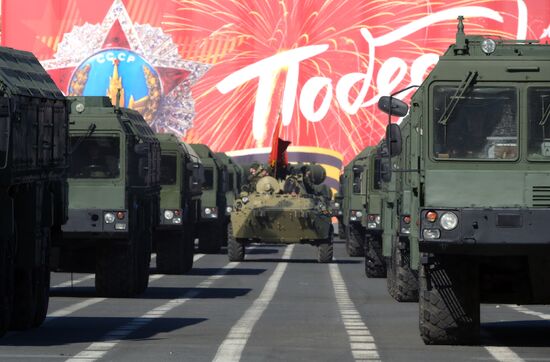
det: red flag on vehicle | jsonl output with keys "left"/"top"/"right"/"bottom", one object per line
{"left": 268, "top": 113, "right": 291, "bottom": 178}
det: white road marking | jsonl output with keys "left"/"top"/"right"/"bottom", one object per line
{"left": 212, "top": 244, "right": 295, "bottom": 362}
{"left": 485, "top": 347, "right": 524, "bottom": 362}
{"left": 47, "top": 298, "right": 107, "bottom": 320}
{"left": 506, "top": 305, "right": 550, "bottom": 320}
{"left": 329, "top": 263, "right": 380, "bottom": 362}
{"left": 65, "top": 261, "right": 239, "bottom": 361}
{"left": 51, "top": 274, "right": 95, "bottom": 289}
{"left": 483, "top": 305, "right": 550, "bottom": 362}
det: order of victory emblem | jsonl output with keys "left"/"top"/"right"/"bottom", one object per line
{"left": 41, "top": 0, "right": 210, "bottom": 135}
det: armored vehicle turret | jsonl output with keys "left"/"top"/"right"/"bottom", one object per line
{"left": 379, "top": 16, "right": 550, "bottom": 344}
{"left": 0, "top": 46, "right": 70, "bottom": 336}
{"left": 228, "top": 163, "right": 333, "bottom": 262}
{"left": 51, "top": 96, "right": 160, "bottom": 298}
{"left": 153, "top": 134, "right": 203, "bottom": 274}
{"left": 190, "top": 144, "right": 229, "bottom": 253}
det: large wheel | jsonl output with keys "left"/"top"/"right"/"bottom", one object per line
{"left": 419, "top": 255, "right": 480, "bottom": 345}
{"left": 134, "top": 229, "right": 152, "bottom": 295}
{"left": 227, "top": 223, "right": 245, "bottom": 262}
{"left": 0, "top": 238, "right": 13, "bottom": 336}
{"left": 364, "top": 235, "right": 386, "bottom": 278}
{"left": 346, "top": 224, "right": 364, "bottom": 257}
{"left": 32, "top": 228, "right": 51, "bottom": 327}
{"left": 317, "top": 230, "right": 334, "bottom": 263}
{"left": 157, "top": 229, "right": 195, "bottom": 274}
{"left": 95, "top": 242, "right": 137, "bottom": 297}
{"left": 387, "top": 236, "right": 418, "bottom": 302}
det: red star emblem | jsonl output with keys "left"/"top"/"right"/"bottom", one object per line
{"left": 48, "top": 19, "right": 189, "bottom": 95}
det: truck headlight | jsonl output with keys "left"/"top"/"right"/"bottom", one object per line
{"left": 164, "top": 210, "right": 174, "bottom": 220}
{"left": 104, "top": 212, "right": 115, "bottom": 224}
{"left": 440, "top": 212, "right": 458, "bottom": 230}
{"left": 226, "top": 206, "right": 233, "bottom": 214}
{"left": 204, "top": 207, "right": 212, "bottom": 215}
{"left": 334, "top": 202, "right": 340, "bottom": 208}
{"left": 422, "top": 229, "right": 441, "bottom": 240}
{"left": 356, "top": 211, "right": 363, "bottom": 218}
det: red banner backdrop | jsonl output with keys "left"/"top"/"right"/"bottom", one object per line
{"left": 2, "top": 0, "right": 550, "bottom": 166}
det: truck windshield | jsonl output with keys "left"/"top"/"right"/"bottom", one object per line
{"left": 69, "top": 136, "right": 120, "bottom": 178}
{"left": 433, "top": 86, "right": 517, "bottom": 160}
{"left": 160, "top": 155, "right": 177, "bottom": 185}
{"left": 528, "top": 87, "right": 550, "bottom": 160}
{"left": 203, "top": 168, "right": 214, "bottom": 190}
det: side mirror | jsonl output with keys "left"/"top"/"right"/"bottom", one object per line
{"left": 378, "top": 96, "right": 409, "bottom": 117}
{"left": 134, "top": 143, "right": 149, "bottom": 156}
{"left": 386, "top": 124, "right": 402, "bottom": 157}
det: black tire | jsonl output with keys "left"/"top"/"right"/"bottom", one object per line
{"left": 364, "top": 235, "right": 386, "bottom": 278}
{"left": 134, "top": 230, "right": 152, "bottom": 295}
{"left": 387, "top": 237, "right": 418, "bottom": 302}
{"left": 345, "top": 224, "right": 364, "bottom": 257}
{"left": 10, "top": 268, "right": 37, "bottom": 330}
{"left": 318, "top": 231, "right": 334, "bottom": 263}
{"left": 419, "top": 255, "right": 480, "bottom": 345}
{"left": 227, "top": 223, "right": 245, "bottom": 262}
{"left": 156, "top": 230, "right": 195, "bottom": 274}
{"left": 0, "top": 240, "right": 13, "bottom": 336}
{"left": 33, "top": 228, "right": 51, "bottom": 327}
{"left": 95, "top": 242, "right": 136, "bottom": 297}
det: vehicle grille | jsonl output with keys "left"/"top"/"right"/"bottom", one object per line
{"left": 532, "top": 186, "right": 550, "bottom": 207}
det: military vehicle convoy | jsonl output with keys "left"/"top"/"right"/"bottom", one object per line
{"left": 0, "top": 47, "right": 70, "bottom": 336}
{"left": 190, "top": 144, "right": 229, "bottom": 253}
{"left": 154, "top": 134, "right": 203, "bottom": 274}
{"left": 228, "top": 163, "right": 333, "bottom": 263}
{"left": 378, "top": 16, "right": 550, "bottom": 344}
{"left": 51, "top": 96, "right": 161, "bottom": 297}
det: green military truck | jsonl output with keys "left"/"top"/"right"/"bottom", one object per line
{"left": 51, "top": 96, "right": 161, "bottom": 297}
{"left": 340, "top": 148, "right": 372, "bottom": 257}
{"left": 190, "top": 144, "right": 229, "bottom": 253}
{"left": 0, "top": 47, "right": 70, "bottom": 336}
{"left": 215, "top": 152, "right": 243, "bottom": 219}
{"left": 154, "top": 134, "right": 203, "bottom": 274}
{"left": 380, "top": 16, "right": 550, "bottom": 344}
{"left": 362, "top": 144, "right": 387, "bottom": 278}
{"left": 229, "top": 163, "right": 333, "bottom": 262}
{"left": 379, "top": 121, "right": 419, "bottom": 302}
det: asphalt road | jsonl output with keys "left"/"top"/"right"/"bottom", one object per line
{"left": 0, "top": 238, "right": 549, "bottom": 361}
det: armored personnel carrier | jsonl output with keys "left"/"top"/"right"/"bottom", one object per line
{"left": 0, "top": 46, "right": 70, "bottom": 336}
{"left": 51, "top": 96, "right": 161, "bottom": 297}
{"left": 228, "top": 163, "right": 333, "bottom": 262}
{"left": 154, "top": 134, "right": 203, "bottom": 274}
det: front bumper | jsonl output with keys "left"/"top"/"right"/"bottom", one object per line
{"left": 62, "top": 208, "right": 129, "bottom": 237}
{"left": 420, "top": 207, "right": 550, "bottom": 252}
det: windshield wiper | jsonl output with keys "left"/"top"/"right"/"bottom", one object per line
{"left": 70, "top": 123, "right": 97, "bottom": 154}
{"left": 438, "top": 71, "right": 478, "bottom": 126}
{"left": 538, "top": 101, "right": 550, "bottom": 126}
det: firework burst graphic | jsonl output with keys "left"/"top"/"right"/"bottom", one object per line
{"left": 164, "top": 0, "right": 524, "bottom": 163}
